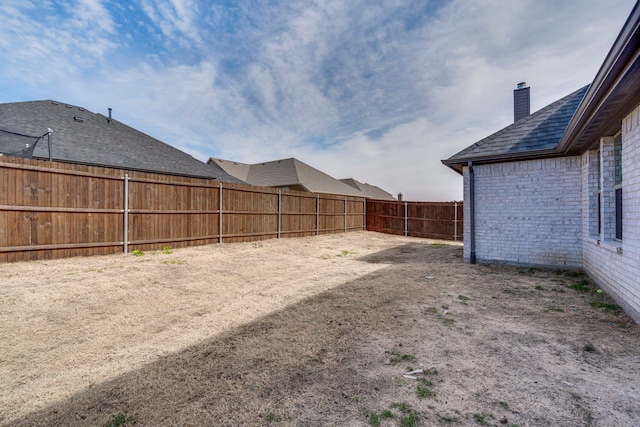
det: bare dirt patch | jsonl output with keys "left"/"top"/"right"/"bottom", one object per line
{"left": 1, "top": 231, "right": 638, "bottom": 426}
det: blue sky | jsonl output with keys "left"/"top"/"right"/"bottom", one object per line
{"left": 0, "top": 0, "right": 635, "bottom": 200}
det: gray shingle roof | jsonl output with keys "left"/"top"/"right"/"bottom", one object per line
{"left": 444, "top": 85, "right": 589, "bottom": 168}
{"left": 340, "top": 178, "right": 395, "bottom": 200}
{"left": 209, "top": 157, "right": 366, "bottom": 197}
{"left": 0, "top": 100, "right": 244, "bottom": 183}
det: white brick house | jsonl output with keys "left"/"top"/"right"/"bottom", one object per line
{"left": 443, "top": 3, "right": 640, "bottom": 323}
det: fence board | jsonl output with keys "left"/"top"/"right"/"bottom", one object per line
{"left": 366, "top": 199, "right": 463, "bottom": 241}
{"left": 0, "top": 157, "right": 459, "bottom": 262}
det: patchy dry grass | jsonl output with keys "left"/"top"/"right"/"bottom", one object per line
{"left": 0, "top": 231, "right": 639, "bottom": 426}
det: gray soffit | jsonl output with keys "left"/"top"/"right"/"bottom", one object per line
{"left": 0, "top": 100, "right": 244, "bottom": 183}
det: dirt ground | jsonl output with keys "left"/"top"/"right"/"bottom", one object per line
{"left": 0, "top": 231, "right": 639, "bottom": 427}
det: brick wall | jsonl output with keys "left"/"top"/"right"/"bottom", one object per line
{"left": 463, "top": 157, "right": 582, "bottom": 267}
{"left": 582, "top": 104, "right": 640, "bottom": 323}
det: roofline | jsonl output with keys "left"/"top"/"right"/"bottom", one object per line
{"left": 441, "top": 148, "right": 560, "bottom": 174}
{"left": 31, "top": 156, "right": 226, "bottom": 181}
{"left": 444, "top": 2, "right": 640, "bottom": 173}
{"left": 557, "top": 2, "right": 640, "bottom": 152}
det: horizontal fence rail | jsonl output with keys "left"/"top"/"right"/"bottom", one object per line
{"left": 365, "top": 199, "right": 463, "bottom": 241}
{"left": 0, "top": 157, "right": 367, "bottom": 262}
{"left": 0, "top": 157, "right": 461, "bottom": 262}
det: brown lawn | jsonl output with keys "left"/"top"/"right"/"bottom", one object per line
{"left": 0, "top": 231, "right": 638, "bottom": 426}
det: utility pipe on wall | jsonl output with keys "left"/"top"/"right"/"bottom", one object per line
{"left": 468, "top": 161, "right": 476, "bottom": 264}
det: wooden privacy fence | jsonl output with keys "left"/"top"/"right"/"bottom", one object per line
{"left": 0, "top": 158, "right": 365, "bottom": 262}
{"left": 366, "top": 199, "right": 463, "bottom": 241}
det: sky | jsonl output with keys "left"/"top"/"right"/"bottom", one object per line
{"left": 0, "top": 0, "right": 635, "bottom": 201}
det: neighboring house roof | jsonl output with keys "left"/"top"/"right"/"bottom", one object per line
{"left": 340, "top": 178, "right": 396, "bottom": 200}
{"left": 208, "top": 157, "right": 366, "bottom": 197}
{"left": 0, "top": 100, "right": 244, "bottom": 183}
{"left": 442, "top": 85, "right": 589, "bottom": 173}
{"left": 443, "top": 2, "right": 640, "bottom": 174}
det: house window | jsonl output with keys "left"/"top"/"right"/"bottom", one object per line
{"left": 614, "top": 134, "right": 622, "bottom": 240}
{"left": 588, "top": 149, "right": 601, "bottom": 237}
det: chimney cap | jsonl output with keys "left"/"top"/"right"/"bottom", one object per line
{"left": 516, "top": 82, "right": 527, "bottom": 89}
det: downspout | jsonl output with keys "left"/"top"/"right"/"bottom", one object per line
{"left": 468, "top": 161, "right": 476, "bottom": 264}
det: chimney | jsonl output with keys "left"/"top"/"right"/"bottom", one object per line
{"left": 397, "top": 192, "right": 403, "bottom": 201}
{"left": 513, "top": 82, "right": 530, "bottom": 122}
{"left": 108, "top": 107, "right": 112, "bottom": 123}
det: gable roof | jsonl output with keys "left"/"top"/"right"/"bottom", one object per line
{"left": 443, "top": 2, "right": 640, "bottom": 174}
{"left": 0, "top": 100, "right": 244, "bottom": 183}
{"left": 208, "top": 157, "right": 366, "bottom": 197}
{"left": 442, "top": 85, "right": 589, "bottom": 173}
{"left": 340, "top": 178, "right": 396, "bottom": 200}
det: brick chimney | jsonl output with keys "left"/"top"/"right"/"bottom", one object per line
{"left": 513, "top": 82, "right": 530, "bottom": 122}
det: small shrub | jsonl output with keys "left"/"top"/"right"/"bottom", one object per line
{"left": 131, "top": 249, "right": 144, "bottom": 257}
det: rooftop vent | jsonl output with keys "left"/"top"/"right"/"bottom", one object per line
{"left": 513, "top": 82, "right": 530, "bottom": 122}
{"left": 108, "top": 107, "right": 112, "bottom": 123}
{"left": 73, "top": 116, "right": 84, "bottom": 122}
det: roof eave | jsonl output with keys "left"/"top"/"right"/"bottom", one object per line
{"left": 441, "top": 148, "right": 560, "bottom": 175}
{"left": 557, "top": 2, "right": 640, "bottom": 153}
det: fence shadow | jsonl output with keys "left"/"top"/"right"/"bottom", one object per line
{"left": 8, "top": 244, "right": 463, "bottom": 427}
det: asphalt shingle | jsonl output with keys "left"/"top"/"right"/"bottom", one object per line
{"left": 0, "top": 100, "right": 244, "bottom": 183}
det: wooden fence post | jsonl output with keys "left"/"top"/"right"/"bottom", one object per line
{"left": 316, "top": 194, "right": 320, "bottom": 235}
{"left": 123, "top": 174, "right": 129, "bottom": 254}
{"left": 454, "top": 202, "right": 458, "bottom": 241}
{"left": 277, "top": 191, "right": 281, "bottom": 238}
{"left": 404, "top": 201, "right": 408, "bottom": 236}
{"left": 344, "top": 198, "right": 347, "bottom": 232}
{"left": 218, "top": 183, "right": 223, "bottom": 243}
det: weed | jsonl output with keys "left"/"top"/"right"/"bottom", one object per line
{"left": 131, "top": 249, "right": 144, "bottom": 257}
{"left": 535, "top": 285, "right": 544, "bottom": 291}
{"left": 442, "top": 305, "right": 449, "bottom": 310}
{"left": 105, "top": 413, "right": 137, "bottom": 427}
{"left": 150, "top": 251, "right": 158, "bottom": 255}
{"left": 162, "top": 245, "right": 172, "bottom": 254}
{"left": 424, "top": 307, "right": 438, "bottom": 314}
{"left": 416, "top": 383, "right": 435, "bottom": 398}
{"left": 425, "top": 367, "right": 439, "bottom": 375}
{"left": 388, "top": 351, "right": 415, "bottom": 365}
{"left": 400, "top": 413, "right": 420, "bottom": 427}
{"left": 457, "top": 294, "right": 470, "bottom": 305}
{"left": 437, "top": 413, "right": 460, "bottom": 424}
{"left": 494, "top": 401, "right": 509, "bottom": 410}
{"left": 503, "top": 288, "right": 517, "bottom": 296}
{"left": 570, "top": 280, "right": 591, "bottom": 292}
{"left": 431, "top": 243, "right": 446, "bottom": 247}
{"left": 368, "top": 412, "right": 380, "bottom": 426}
{"left": 545, "top": 306, "right": 565, "bottom": 313}
{"left": 390, "top": 402, "right": 413, "bottom": 413}
{"left": 472, "top": 413, "right": 493, "bottom": 425}
{"left": 563, "top": 270, "right": 584, "bottom": 278}
{"left": 337, "top": 250, "right": 356, "bottom": 257}
{"left": 441, "top": 317, "right": 455, "bottom": 326}
{"left": 589, "top": 301, "right": 620, "bottom": 313}
{"left": 583, "top": 342, "right": 598, "bottom": 353}
{"left": 265, "top": 413, "right": 281, "bottom": 422}
{"left": 381, "top": 410, "right": 394, "bottom": 419}
{"left": 552, "top": 287, "right": 566, "bottom": 293}
{"left": 528, "top": 267, "right": 539, "bottom": 274}
{"left": 161, "top": 259, "right": 186, "bottom": 265}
